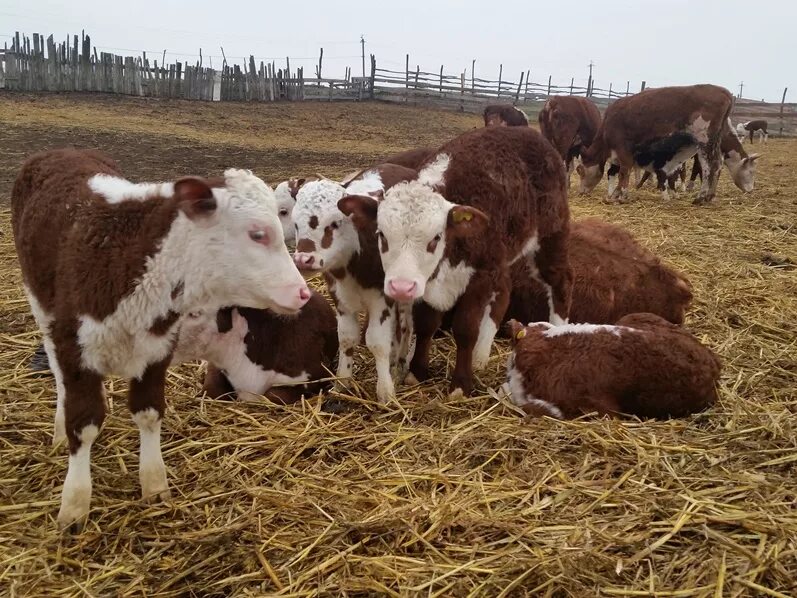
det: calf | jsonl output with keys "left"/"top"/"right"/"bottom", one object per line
{"left": 578, "top": 84, "right": 735, "bottom": 204}
{"left": 504, "top": 313, "right": 721, "bottom": 419}
{"left": 12, "top": 149, "right": 310, "bottom": 531}
{"left": 483, "top": 104, "right": 529, "bottom": 127}
{"left": 274, "top": 176, "right": 319, "bottom": 245}
{"left": 381, "top": 147, "right": 436, "bottom": 170}
{"left": 506, "top": 218, "right": 692, "bottom": 326}
{"left": 538, "top": 96, "right": 602, "bottom": 181}
{"left": 737, "top": 119, "right": 768, "bottom": 144}
{"left": 292, "top": 164, "right": 418, "bottom": 403}
{"left": 687, "top": 127, "right": 760, "bottom": 191}
{"left": 172, "top": 290, "right": 337, "bottom": 403}
{"left": 340, "top": 126, "right": 571, "bottom": 395}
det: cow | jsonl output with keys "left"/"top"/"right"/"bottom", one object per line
{"left": 338, "top": 126, "right": 572, "bottom": 396}
{"left": 736, "top": 119, "right": 768, "bottom": 144}
{"left": 687, "top": 126, "right": 760, "bottom": 192}
{"left": 504, "top": 313, "right": 721, "bottom": 419}
{"left": 577, "top": 84, "right": 735, "bottom": 204}
{"left": 11, "top": 148, "right": 310, "bottom": 531}
{"left": 292, "top": 164, "right": 418, "bottom": 404}
{"left": 505, "top": 218, "right": 693, "bottom": 326}
{"left": 381, "top": 147, "right": 436, "bottom": 170}
{"left": 172, "top": 290, "right": 338, "bottom": 403}
{"left": 483, "top": 104, "right": 529, "bottom": 127}
{"left": 274, "top": 177, "right": 319, "bottom": 245}
{"left": 538, "top": 96, "right": 602, "bottom": 183}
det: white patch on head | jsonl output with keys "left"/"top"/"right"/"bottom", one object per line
{"left": 472, "top": 292, "right": 498, "bottom": 370}
{"left": 724, "top": 151, "right": 757, "bottom": 192}
{"left": 274, "top": 181, "right": 297, "bottom": 245}
{"left": 88, "top": 174, "right": 174, "bottom": 204}
{"left": 579, "top": 163, "right": 603, "bottom": 193}
{"left": 503, "top": 360, "right": 563, "bottom": 418}
{"left": 378, "top": 180, "right": 454, "bottom": 302}
{"left": 292, "top": 180, "right": 360, "bottom": 272}
{"left": 57, "top": 424, "right": 99, "bottom": 528}
{"left": 689, "top": 116, "right": 711, "bottom": 144}
{"left": 132, "top": 407, "right": 169, "bottom": 500}
{"left": 79, "top": 169, "right": 307, "bottom": 380}
{"left": 542, "top": 322, "right": 632, "bottom": 338}
{"left": 417, "top": 153, "right": 450, "bottom": 188}
{"left": 345, "top": 169, "right": 384, "bottom": 196}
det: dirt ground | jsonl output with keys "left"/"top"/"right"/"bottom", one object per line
{"left": 0, "top": 92, "right": 795, "bottom": 597}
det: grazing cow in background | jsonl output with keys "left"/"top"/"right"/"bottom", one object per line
{"left": 274, "top": 176, "right": 319, "bottom": 245}
{"left": 737, "top": 119, "right": 769, "bottom": 144}
{"left": 292, "top": 164, "right": 417, "bottom": 403}
{"left": 505, "top": 218, "right": 693, "bottom": 326}
{"left": 12, "top": 149, "right": 310, "bottom": 531}
{"left": 483, "top": 104, "right": 529, "bottom": 127}
{"left": 687, "top": 126, "right": 760, "bottom": 191}
{"left": 504, "top": 313, "right": 721, "bottom": 419}
{"left": 340, "top": 126, "right": 571, "bottom": 396}
{"left": 578, "top": 84, "right": 734, "bottom": 204}
{"left": 538, "top": 96, "right": 602, "bottom": 182}
{"left": 173, "top": 290, "right": 337, "bottom": 403}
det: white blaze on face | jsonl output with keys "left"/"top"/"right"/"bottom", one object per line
{"left": 291, "top": 180, "right": 361, "bottom": 273}
{"left": 274, "top": 181, "right": 297, "bottom": 245}
{"left": 724, "top": 150, "right": 758, "bottom": 192}
{"left": 182, "top": 169, "right": 309, "bottom": 315}
{"left": 578, "top": 163, "right": 603, "bottom": 193}
{"left": 377, "top": 180, "right": 452, "bottom": 303}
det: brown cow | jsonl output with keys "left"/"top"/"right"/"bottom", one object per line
{"left": 687, "top": 127, "right": 760, "bottom": 191}
{"left": 505, "top": 218, "right": 692, "bottom": 326}
{"left": 504, "top": 313, "right": 721, "bottom": 419}
{"left": 381, "top": 147, "right": 436, "bottom": 170}
{"left": 483, "top": 104, "right": 529, "bottom": 127}
{"left": 340, "top": 126, "right": 572, "bottom": 396}
{"left": 578, "top": 84, "right": 735, "bottom": 204}
{"left": 538, "top": 96, "right": 602, "bottom": 182}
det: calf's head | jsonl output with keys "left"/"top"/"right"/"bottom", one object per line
{"left": 725, "top": 152, "right": 760, "bottom": 192}
{"left": 340, "top": 180, "right": 487, "bottom": 303}
{"left": 576, "top": 161, "right": 604, "bottom": 194}
{"left": 178, "top": 169, "right": 310, "bottom": 315}
{"left": 274, "top": 177, "right": 317, "bottom": 245}
{"left": 292, "top": 180, "right": 360, "bottom": 273}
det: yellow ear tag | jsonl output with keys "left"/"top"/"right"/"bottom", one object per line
{"left": 452, "top": 209, "right": 473, "bottom": 223}
{"left": 516, "top": 329, "right": 527, "bottom": 340}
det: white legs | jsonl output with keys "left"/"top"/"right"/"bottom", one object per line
{"left": 57, "top": 424, "right": 99, "bottom": 529}
{"left": 133, "top": 408, "right": 170, "bottom": 502}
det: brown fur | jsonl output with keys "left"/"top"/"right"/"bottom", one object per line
{"left": 505, "top": 219, "right": 692, "bottom": 327}
{"left": 538, "top": 96, "right": 602, "bottom": 170}
{"left": 689, "top": 127, "right": 750, "bottom": 184}
{"left": 483, "top": 105, "right": 529, "bottom": 127}
{"left": 381, "top": 148, "right": 436, "bottom": 171}
{"left": 581, "top": 84, "right": 734, "bottom": 204}
{"left": 202, "top": 291, "right": 338, "bottom": 403}
{"left": 508, "top": 313, "right": 721, "bottom": 419}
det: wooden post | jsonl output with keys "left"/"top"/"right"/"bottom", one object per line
{"left": 286, "top": 56, "right": 290, "bottom": 78}
{"left": 405, "top": 53, "right": 409, "bottom": 88}
{"left": 439, "top": 65, "right": 443, "bottom": 93}
{"left": 369, "top": 54, "right": 376, "bottom": 99}
{"left": 497, "top": 64, "right": 502, "bottom": 96}
{"left": 515, "top": 71, "right": 523, "bottom": 101}
{"left": 626, "top": 81, "right": 630, "bottom": 96}
{"left": 524, "top": 69, "right": 530, "bottom": 98}
{"left": 315, "top": 48, "right": 323, "bottom": 79}
{"left": 569, "top": 77, "right": 574, "bottom": 95}
{"left": 414, "top": 65, "right": 419, "bottom": 88}
{"left": 780, "top": 87, "right": 788, "bottom": 137}
{"left": 471, "top": 59, "right": 475, "bottom": 93}
{"left": 608, "top": 82, "right": 612, "bottom": 98}
{"left": 641, "top": 81, "right": 646, "bottom": 91}
{"left": 547, "top": 75, "right": 552, "bottom": 97}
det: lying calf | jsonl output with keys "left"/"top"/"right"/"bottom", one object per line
{"left": 504, "top": 313, "right": 721, "bottom": 419}
{"left": 173, "top": 290, "right": 338, "bottom": 403}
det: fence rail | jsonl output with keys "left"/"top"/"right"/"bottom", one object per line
{"left": 2, "top": 31, "right": 795, "bottom": 135}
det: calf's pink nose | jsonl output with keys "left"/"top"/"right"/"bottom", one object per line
{"left": 299, "top": 286, "right": 312, "bottom": 302}
{"left": 388, "top": 279, "right": 418, "bottom": 301}
{"left": 293, "top": 253, "right": 315, "bottom": 269}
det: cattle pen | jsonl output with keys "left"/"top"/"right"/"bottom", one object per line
{"left": 0, "top": 93, "right": 795, "bottom": 596}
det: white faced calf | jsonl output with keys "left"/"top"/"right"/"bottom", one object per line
{"left": 11, "top": 149, "right": 309, "bottom": 531}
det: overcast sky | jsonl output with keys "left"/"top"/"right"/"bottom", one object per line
{"left": 3, "top": 0, "right": 794, "bottom": 102}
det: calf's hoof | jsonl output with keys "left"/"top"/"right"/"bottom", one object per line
{"left": 143, "top": 488, "right": 171, "bottom": 504}
{"left": 403, "top": 372, "right": 420, "bottom": 386}
{"left": 57, "top": 495, "right": 90, "bottom": 533}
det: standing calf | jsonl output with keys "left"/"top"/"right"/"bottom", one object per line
{"left": 483, "top": 105, "right": 529, "bottom": 127}
{"left": 342, "top": 126, "right": 572, "bottom": 395}
{"left": 505, "top": 314, "right": 721, "bottom": 419}
{"left": 12, "top": 149, "right": 310, "bottom": 530}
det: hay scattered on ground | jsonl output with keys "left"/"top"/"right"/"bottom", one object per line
{"left": 0, "top": 95, "right": 795, "bottom": 596}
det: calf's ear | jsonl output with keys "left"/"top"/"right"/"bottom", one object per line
{"left": 175, "top": 177, "right": 216, "bottom": 218}
{"left": 505, "top": 319, "right": 526, "bottom": 346}
{"left": 446, "top": 205, "right": 489, "bottom": 238}
{"left": 745, "top": 153, "right": 761, "bottom": 163}
{"left": 338, "top": 194, "right": 379, "bottom": 230}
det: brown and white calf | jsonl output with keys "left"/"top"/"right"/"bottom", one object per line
{"left": 274, "top": 176, "right": 320, "bottom": 245}
{"left": 173, "top": 290, "right": 337, "bottom": 403}
{"left": 12, "top": 149, "right": 310, "bottom": 530}
{"left": 538, "top": 96, "right": 602, "bottom": 181}
{"left": 504, "top": 313, "right": 721, "bottom": 419}
{"left": 687, "top": 127, "right": 760, "bottom": 192}
{"left": 578, "top": 84, "right": 735, "bottom": 204}
{"left": 340, "top": 126, "right": 572, "bottom": 395}
{"left": 506, "top": 219, "right": 692, "bottom": 326}
{"left": 736, "top": 119, "right": 768, "bottom": 144}
{"left": 483, "top": 104, "right": 529, "bottom": 127}
{"left": 292, "top": 164, "right": 418, "bottom": 403}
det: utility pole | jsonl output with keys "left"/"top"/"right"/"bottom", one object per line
{"left": 739, "top": 81, "right": 744, "bottom": 98}
{"left": 360, "top": 35, "right": 365, "bottom": 78}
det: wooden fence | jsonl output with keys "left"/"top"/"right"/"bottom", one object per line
{"left": 2, "top": 30, "right": 795, "bottom": 135}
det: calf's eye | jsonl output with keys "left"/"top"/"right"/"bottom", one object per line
{"left": 279, "top": 209, "right": 289, "bottom": 217}
{"left": 249, "top": 230, "right": 268, "bottom": 243}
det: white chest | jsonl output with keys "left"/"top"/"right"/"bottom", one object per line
{"left": 423, "top": 259, "right": 475, "bottom": 312}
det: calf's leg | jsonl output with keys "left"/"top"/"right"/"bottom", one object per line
{"left": 365, "top": 298, "right": 396, "bottom": 404}
{"left": 334, "top": 310, "right": 360, "bottom": 390}
{"left": 129, "top": 358, "right": 171, "bottom": 503}
{"left": 408, "top": 302, "right": 443, "bottom": 384}
{"left": 695, "top": 140, "right": 721, "bottom": 204}
{"left": 532, "top": 231, "right": 573, "bottom": 325}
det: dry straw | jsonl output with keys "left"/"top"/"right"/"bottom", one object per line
{"left": 0, "top": 100, "right": 795, "bottom": 596}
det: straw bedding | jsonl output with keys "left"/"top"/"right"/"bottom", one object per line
{"left": 0, "top": 93, "right": 795, "bottom": 596}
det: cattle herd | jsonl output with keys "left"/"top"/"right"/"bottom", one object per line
{"left": 12, "top": 83, "right": 764, "bottom": 531}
